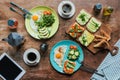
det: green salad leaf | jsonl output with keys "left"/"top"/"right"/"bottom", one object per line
{"left": 35, "top": 14, "right": 55, "bottom": 28}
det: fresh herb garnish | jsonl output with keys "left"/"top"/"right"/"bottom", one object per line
{"left": 42, "top": 14, "right": 55, "bottom": 27}
{"left": 82, "top": 34, "right": 87, "bottom": 45}
{"left": 79, "top": 14, "right": 86, "bottom": 21}
{"left": 35, "top": 12, "right": 55, "bottom": 28}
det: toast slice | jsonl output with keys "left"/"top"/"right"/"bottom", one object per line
{"left": 67, "top": 22, "right": 85, "bottom": 38}
{"left": 76, "top": 9, "right": 91, "bottom": 26}
{"left": 86, "top": 17, "right": 101, "bottom": 33}
{"left": 79, "top": 30, "right": 94, "bottom": 46}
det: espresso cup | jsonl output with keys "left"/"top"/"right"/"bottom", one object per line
{"left": 23, "top": 48, "right": 40, "bottom": 66}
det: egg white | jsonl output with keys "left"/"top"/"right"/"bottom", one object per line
{"left": 30, "top": 11, "right": 42, "bottom": 32}
{"left": 54, "top": 46, "right": 67, "bottom": 67}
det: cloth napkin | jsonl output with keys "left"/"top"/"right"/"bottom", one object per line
{"left": 91, "top": 39, "right": 120, "bottom": 80}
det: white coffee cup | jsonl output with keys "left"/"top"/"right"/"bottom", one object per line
{"left": 61, "top": 3, "right": 72, "bottom": 16}
{"left": 23, "top": 48, "right": 40, "bottom": 66}
{"left": 58, "top": 0, "right": 75, "bottom": 18}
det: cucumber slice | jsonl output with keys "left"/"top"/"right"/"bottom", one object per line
{"left": 75, "top": 51, "right": 80, "bottom": 57}
{"left": 72, "top": 55, "right": 77, "bottom": 60}
{"left": 69, "top": 50, "right": 74, "bottom": 55}
{"left": 68, "top": 54, "right": 72, "bottom": 60}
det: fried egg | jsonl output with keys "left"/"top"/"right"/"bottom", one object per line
{"left": 54, "top": 46, "right": 67, "bottom": 67}
{"left": 30, "top": 11, "right": 42, "bottom": 32}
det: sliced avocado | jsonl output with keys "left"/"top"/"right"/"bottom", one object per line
{"left": 67, "top": 62, "right": 75, "bottom": 69}
{"left": 72, "top": 55, "right": 77, "bottom": 60}
{"left": 39, "top": 27, "right": 46, "bottom": 31}
{"left": 39, "top": 30, "right": 49, "bottom": 36}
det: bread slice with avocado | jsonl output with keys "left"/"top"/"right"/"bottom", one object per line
{"left": 79, "top": 30, "right": 94, "bottom": 46}
{"left": 86, "top": 17, "right": 102, "bottom": 33}
{"left": 76, "top": 9, "right": 91, "bottom": 26}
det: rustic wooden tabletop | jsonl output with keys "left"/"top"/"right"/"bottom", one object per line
{"left": 0, "top": 0, "right": 120, "bottom": 80}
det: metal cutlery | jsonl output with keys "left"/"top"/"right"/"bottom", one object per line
{"left": 10, "top": 2, "right": 32, "bottom": 15}
{"left": 10, "top": 7, "right": 26, "bottom": 18}
{"left": 78, "top": 60, "right": 104, "bottom": 77}
{"left": 9, "top": 2, "right": 32, "bottom": 19}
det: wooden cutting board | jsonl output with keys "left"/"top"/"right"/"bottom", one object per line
{"left": 87, "top": 24, "right": 112, "bottom": 54}
{"left": 66, "top": 22, "right": 112, "bottom": 54}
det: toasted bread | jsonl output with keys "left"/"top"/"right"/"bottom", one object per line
{"left": 63, "top": 60, "right": 76, "bottom": 74}
{"left": 67, "top": 22, "right": 85, "bottom": 38}
{"left": 79, "top": 30, "right": 94, "bottom": 46}
{"left": 86, "top": 17, "right": 102, "bottom": 33}
{"left": 76, "top": 9, "right": 91, "bottom": 26}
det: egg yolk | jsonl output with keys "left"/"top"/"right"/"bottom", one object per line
{"left": 56, "top": 53, "right": 62, "bottom": 59}
{"left": 32, "top": 15, "right": 38, "bottom": 21}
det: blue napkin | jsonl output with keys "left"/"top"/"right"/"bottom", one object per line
{"left": 91, "top": 39, "right": 120, "bottom": 80}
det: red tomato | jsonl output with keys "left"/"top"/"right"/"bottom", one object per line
{"left": 47, "top": 11, "right": 52, "bottom": 15}
{"left": 73, "top": 46, "right": 77, "bottom": 50}
{"left": 70, "top": 45, "right": 74, "bottom": 49}
{"left": 43, "top": 11, "right": 47, "bottom": 15}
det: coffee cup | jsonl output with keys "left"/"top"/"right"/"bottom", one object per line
{"left": 58, "top": 0, "right": 75, "bottom": 18}
{"left": 61, "top": 3, "right": 72, "bottom": 16}
{"left": 23, "top": 48, "right": 40, "bottom": 66}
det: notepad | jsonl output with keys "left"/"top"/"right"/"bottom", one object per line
{"left": 0, "top": 53, "right": 25, "bottom": 80}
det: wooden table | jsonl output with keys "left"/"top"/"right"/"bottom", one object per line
{"left": 0, "top": 0, "right": 119, "bottom": 80}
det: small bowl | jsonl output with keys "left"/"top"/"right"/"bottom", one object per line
{"left": 23, "top": 48, "right": 40, "bottom": 66}
{"left": 8, "top": 18, "right": 18, "bottom": 29}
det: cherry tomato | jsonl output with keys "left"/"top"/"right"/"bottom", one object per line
{"left": 70, "top": 45, "right": 74, "bottom": 49}
{"left": 47, "top": 11, "right": 52, "bottom": 15}
{"left": 73, "top": 46, "right": 77, "bottom": 50}
{"left": 43, "top": 11, "right": 48, "bottom": 15}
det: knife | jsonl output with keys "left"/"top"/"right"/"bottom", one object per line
{"left": 10, "top": 7, "right": 26, "bottom": 18}
{"left": 10, "top": 2, "right": 32, "bottom": 15}
{"left": 77, "top": 60, "right": 104, "bottom": 77}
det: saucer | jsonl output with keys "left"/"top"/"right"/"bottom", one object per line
{"left": 23, "top": 48, "right": 40, "bottom": 66}
{"left": 58, "top": 0, "right": 75, "bottom": 19}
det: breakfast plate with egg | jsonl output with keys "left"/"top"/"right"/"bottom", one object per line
{"left": 50, "top": 40, "right": 84, "bottom": 74}
{"left": 25, "top": 6, "right": 59, "bottom": 39}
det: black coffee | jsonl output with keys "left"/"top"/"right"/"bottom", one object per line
{"left": 62, "top": 4, "right": 72, "bottom": 13}
{"left": 27, "top": 52, "right": 36, "bottom": 61}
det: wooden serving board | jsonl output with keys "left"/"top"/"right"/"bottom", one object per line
{"left": 66, "top": 22, "right": 112, "bottom": 54}
{"left": 66, "top": 9, "right": 113, "bottom": 54}
{"left": 87, "top": 24, "right": 112, "bottom": 54}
